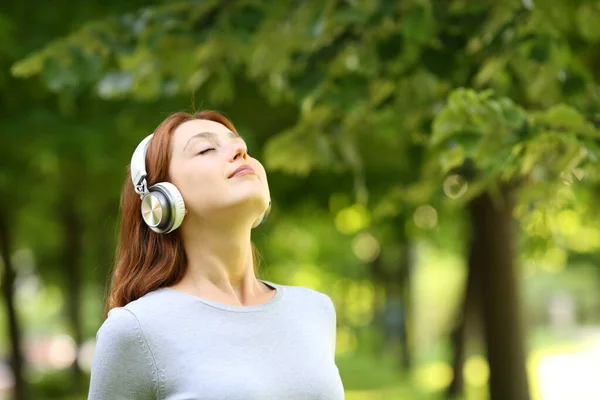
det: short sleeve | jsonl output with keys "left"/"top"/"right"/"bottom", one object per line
{"left": 88, "top": 307, "right": 158, "bottom": 400}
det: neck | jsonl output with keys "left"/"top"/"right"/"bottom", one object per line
{"left": 175, "top": 213, "right": 267, "bottom": 304}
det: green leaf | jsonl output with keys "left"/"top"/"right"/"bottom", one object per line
{"left": 264, "top": 129, "right": 323, "bottom": 176}
{"left": 474, "top": 57, "right": 505, "bottom": 87}
{"left": 499, "top": 98, "right": 527, "bottom": 128}
{"left": 534, "top": 104, "right": 600, "bottom": 138}
{"left": 11, "top": 53, "right": 44, "bottom": 78}
{"left": 576, "top": 3, "right": 600, "bottom": 42}
{"left": 439, "top": 145, "right": 465, "bottom": 174}
{"left": 402, "top": 5, "right": 434, "bottom": 44}
{"left": 333, "top": 7, "right": 369, "bottom": 25}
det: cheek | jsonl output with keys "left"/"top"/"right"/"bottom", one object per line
{"left": 175, "top": 165, "right": 222, "bottom": 201}
{"left": 252, "top": 161, "right": 270, "bottom": 194}
{"left": 252, "top": 163, "right": 269, "bottom": 188}
{"left": 251, "top": 160, "right": 267, "bottom": 179}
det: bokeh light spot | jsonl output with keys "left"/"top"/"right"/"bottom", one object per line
{"left": 48, "top": 334, "right": 76, "bottom": 369}
{"left": 413, "top": 205, "right": 438, "bottom": 229}
{"left": 464, "top": 355, "right": 489, "bottom": 386}
{"left": 443, "top": 174, "right": 468, "bottom": 199}
{"left": 352, "top": 233, "right": 380, "bottom": 262}
{"left": 413, "top": 362, "right": 453, "bottom": 391}
{"left": 336, "top": 204, "right": 371, "bottom": 235}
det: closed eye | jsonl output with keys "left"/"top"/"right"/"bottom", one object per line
{"left": 198, "top": 148, "right": 215, "bottom": 155}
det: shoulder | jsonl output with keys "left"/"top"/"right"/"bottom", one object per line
{"left": 97, "top": 307, "right": 141, "bottom": 343}
{"left": 96, "top": 306, "right": 156, "bottom": 357}
{"left": 304, "top": 286, "right": 336, "bottom": 314}
{"left": 99, "top": 288, "right": 177, "bottom": 339}
{"left": 121, "top": 287, "right": 179, "bottom": 320}
{"left": 268, "top": 280, "right": 335, "bottom": 314}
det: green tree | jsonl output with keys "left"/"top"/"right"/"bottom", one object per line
{"left": 11, "top": 1, "right": 600, "bottom": 399}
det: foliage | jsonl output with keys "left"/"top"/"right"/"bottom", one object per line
{"left": 4, "top": 0, "right": 600, "bottom": 397}
{"left": 429, "top": 88, "right": 600, "bottom": 202}
{"left": 12, "top": 0, "right": 600, "bottom": 213}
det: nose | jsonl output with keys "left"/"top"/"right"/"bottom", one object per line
{"left": 230, "top": 142, "right": 248, "bottom": 162}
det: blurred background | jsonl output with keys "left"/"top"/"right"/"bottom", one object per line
{"left": 1, "top": 0, "right": 600, "bottom": 399}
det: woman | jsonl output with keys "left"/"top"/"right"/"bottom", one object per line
{"left": 88, "top": 111, "right": 345, "bottom": 399}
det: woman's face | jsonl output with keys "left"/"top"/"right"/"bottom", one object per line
{"left": 168, "top": 119, "right": 270, "bottom": 225}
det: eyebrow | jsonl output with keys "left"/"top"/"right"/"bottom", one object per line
{"left": 183, "top": 131, "right": 243, "bottom": 152}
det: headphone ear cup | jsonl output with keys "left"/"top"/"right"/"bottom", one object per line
{"left": 145, "top": 182, "right": 186, "bottom": 234}
{"left": 252, "top": 200, "right": 271, "bottom": 229}
{"left": 140, "top": 190, "right": 170, "bottom": 232}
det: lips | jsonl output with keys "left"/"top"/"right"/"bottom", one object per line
{"left": 229, "top": 165, "right": 255, "bottom": 178}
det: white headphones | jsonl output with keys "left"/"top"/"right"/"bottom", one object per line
{"left": 130, "top": 134, "right": 270, "bottom": 234}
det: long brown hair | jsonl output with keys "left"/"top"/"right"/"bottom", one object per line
{"left": 104, "top": 111, "right": 263, "bottom": 317}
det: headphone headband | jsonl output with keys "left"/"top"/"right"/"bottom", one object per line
{"left": 131, "top": 134, "right": 153, "bottom": 196}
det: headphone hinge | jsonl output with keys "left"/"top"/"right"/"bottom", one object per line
{"left": 135, "top": 178, "right": 149, "bottom": 199}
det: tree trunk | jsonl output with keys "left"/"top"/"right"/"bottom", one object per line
{"left": 447, "top": 242, "right": 482, "bottom": 398}
{"left": 62, "top": 201, "right": 84, "bottom": 393}
{"left": 367, "top": 253, "right": 385, "bottom": 355}
{"left": 447, "top": 319, "right": 466, "bottom": 398}
{"left": 398, "top": 241, "right": 412, "bottom": 370}
{"left": 0, "top": 211, "right": 28, "bottom": 400}
{"left": 469, "top": 190, "right": 530, "bottom": 400}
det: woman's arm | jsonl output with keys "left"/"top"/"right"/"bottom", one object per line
{"left": 88, "top": 307, "right": 158, "bottom": 400}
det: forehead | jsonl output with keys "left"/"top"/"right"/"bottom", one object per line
{"left": 172, "top": 119, "right": 238, "bottom": 149}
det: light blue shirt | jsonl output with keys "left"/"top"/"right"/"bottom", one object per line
{"left": 88, "top": 279, "right": 345, "bottom": 399}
